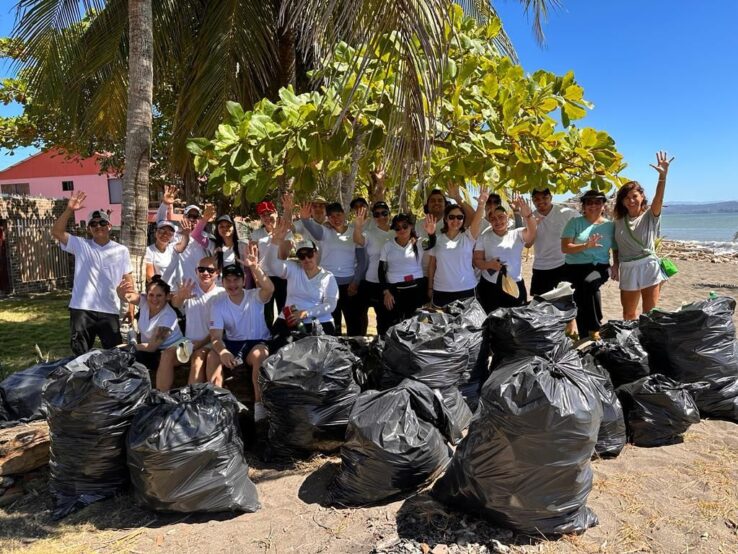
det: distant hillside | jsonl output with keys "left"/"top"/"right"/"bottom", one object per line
{"left": 662, "top": 201, "right": 738, "bottom": 214}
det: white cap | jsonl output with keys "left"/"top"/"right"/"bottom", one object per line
{"left": 295, "top": 239, "right": 317, "bottom": 252}
{"left": 183, "top": 204, "right": 201, "bottom": 215}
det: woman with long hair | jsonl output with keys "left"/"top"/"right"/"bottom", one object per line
{"left": 378, "top": 213, "right": 437, "bottom": 327}
{"left": 427, "top": 189, "right": 488, "bottom": 307}
{"left": 473, "top": 195, "right": 537, "bottom": 313}
{"left": 613, "top": 151, "right": 674, "bottom": 319}
{"left": 561, "top": 189, "right": 617, "bottom": 340}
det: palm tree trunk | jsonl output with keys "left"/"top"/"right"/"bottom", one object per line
{"left": 121, "top": 0, "right": 154, "bottom": 287}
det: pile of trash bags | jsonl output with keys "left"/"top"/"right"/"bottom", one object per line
{"left": 127, "top": 384, "right": 259, "bottom": 513}
{"left": 260, "top": 336, "right": 361, "bottom": 458}
{"left": 43, "top": 349, "right": 151, "bottom": 519}
{"left": 329, "top": 380, "right": 457, "bottom": 506}
{"left": 0, "top": 357, "right": 72, "bottom": 426}
{"left": 432, "top": 347, "right": 602, "bottom": 535}
{"left": 580, "top": 354, "right": 627, "bottom": 458}
{"left": 590, "top": 321, "right": 650, "bottom": 388}
{"left": 639, "top": 296, "right": 738, "bottom": 421}
{"left": 617, "top": 374, "right": 701, "bottom": 447}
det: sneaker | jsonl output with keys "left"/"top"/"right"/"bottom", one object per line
{"left": 176, "top": 339, "right": 193, "bottom": 364}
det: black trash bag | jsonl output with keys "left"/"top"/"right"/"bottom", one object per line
{"left": 639, "top": 296, "right": 738, "bottom": 383}
{"left": 337, "top": 336, "right": 388, "bottom": 391}
{"left": 126, "top": 384, "right": 260, "bottom": 513}
{"left": 438, "top": 386, "right": 473, "bottom": 441}
{"left": 43, "top": 349, "right": 151, "bottom": 519}
{"left": 260, "top": 336, "right": 361, "bottom": 458}
{"left": 0, "top": 357, "right": 74, "bottom": 424}
{"left": 590, "top": 320, "right": 650, "bottom": 388}
{"left": 485, "top": 298, "right": 576, "bottom": 367}
{"left": 616, "top": 374, "right": 700, "bottom": 447}
{"left": 433, "top": 348, "right": 601, "bottom": 536}
{"left": 580, "top": 354, "right": 626, "bottom": 458}
{"left": 329, "top": 380, "right": 455, "bottom": 506}
{"left": 682, "top": 376, "right": 738, "bottom": 422}
{"left": 444, "top": 299, "right": 488, "bottom": 410}
{"left": 381, "top": 312, "right": 470, "bottom": 390}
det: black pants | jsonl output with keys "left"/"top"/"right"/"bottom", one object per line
{"left": 264, "top": 276, "right": 288, "bottom": 329}
{"left": 565, "top": 263, "right": 610, "bottom": 336}
{"left": 432, "top": 288, "right": 475, "bottom": 308}
{"left": 360, "top": 280, "right": 392, "bottom": 336}
{"left": 475, "top": 277, "right": 527, "bottom": 314}
{"left": 530, "top": 265, "right": 568, "bottom": 296}
{"left": 333, "top": 282, "right": 365, "bottom": 336}
{"left": 387, "top": 278, "right": 428, "bottom": 329}
{"left": 69, "top": 308, "right": 122, "bottom": 356}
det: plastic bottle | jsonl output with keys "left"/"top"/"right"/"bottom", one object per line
{"left": 312, "top": 318, "right": 324, "bottom": 336}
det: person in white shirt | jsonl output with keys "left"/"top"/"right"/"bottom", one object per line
{"left": 170, "top": 256, "right": 224, "bottom": 384}
{"left": 415, "top": 189, "right": 447, "bottom": 275}
{"left": 529, "top": 188, "right": 577, "bottom": 296}
{"left": 293, "top": 195, "right": 328, "bottom": 243}
{"left": 267, "top": 216, "right": 340, "bottom": 346}
{"left": 379, "top": 213, "right": 437, "bottom": 327}
{"left": 144, "top": 219, "right": 191, "bottom": 288}
{"left": 353, "top": 202, "right": 393, "bottom": 335}
{"left": 116, "top": 276, "right": 185, "bottom": 391}
{"left": 298, "top": 201, "right": 365, "bottom": 335}
{"left": 52, "top": 191, "right": 134, "bottom": 355}
{"left": 207, "top": 249, "right": 274, "bottom": 421}
{"left": 427, "top": 189, "right": 488, "bottom": 307}
{"left": 473, "top": 195, "right": 537, "bottom": 313}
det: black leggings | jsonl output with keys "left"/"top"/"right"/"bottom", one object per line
{"left": 565, "top": 263, "right": 610, "bottom": 336}
{"left": 333, "top": 283, "right": 365, "bottom": 336}
{"left": 432, "top": 288, "right": 475, "bottom": 308}
{"left": 264, "top": 276, "right": 288, "bottom": 329}
{"left": 386, "top": 278, "right": 428, "bottom": 329}
{"left": 475, "top": 277, "right": 527, "bottom": 314}
{"left": 360, "top": 280, "right": 392, "bottom": 336}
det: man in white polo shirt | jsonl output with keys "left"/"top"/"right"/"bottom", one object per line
{"left": 207, "top": 246, "right": 274, "bottom": 422}
{"left": 530, "top": 187, "right": 578, "bottom": 296}
{"left": 52, "top": 191, "right": 134, "bottom": 355}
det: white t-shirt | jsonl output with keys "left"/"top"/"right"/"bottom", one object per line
{"left": 179, "top": 237, "right": 209, "bottom": 284}
{"left": 209, "top": 288, "right": 270, "bottom": 341}
{"left": 251, "top": 227, "right": 293, "bottom": 277}
{"left": 429, "top": 232, "right": 477, "bottom": 292}
{"left": 60, "top": 235, "right": 133, "bottom": 315}
{"left": 475, "top": 228, "right": 526, "bottom": 283}
{"left": 379, "top": 239, "right": 425, "bottom": 284}
{"left": 316, "top": 225, "right": 357, "bottom": 279}
{"left": 363, "top": 226, "right": 393, "bottom": 283}
{"left": 293, "top": 218, "right": 320, "bottom": 244}
{"left": 532, "top": 204, "right": 577, "bottom": 270}
{"left": 138, "top": 301, "right": 183, "bottom": 349}
{"left": 183, "top": 283, "right": 224, "bottom": 342}
{"left": 144, "top": 243, "right": 181, "bottom": 289}
{"left": 415, "top": 216, "right": 444, "bottom": 275}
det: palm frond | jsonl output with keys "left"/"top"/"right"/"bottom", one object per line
{"left": 517, "top": 0, "right": 561, "bottom": 45}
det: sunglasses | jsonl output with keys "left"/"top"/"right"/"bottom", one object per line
{"left": 447, "top": 214, "right": 465, "bottom": 221}
{"left": 87, "top": 220, "right": 107, "bottom": 228}
{"left": 197, "top": 267, "right": 217, "bottom": 274}
{"left": 373, "top": 210, "right": 389, "bottom": 217}
{"left": 395, "top": 223, "right": 411, "bottom": 231}
{"left": 297, "top": 250, "right": 315, "bottom": 260}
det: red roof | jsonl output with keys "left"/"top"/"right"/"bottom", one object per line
{"left": 0, "top": 149, "right": 109, "bottom": 180}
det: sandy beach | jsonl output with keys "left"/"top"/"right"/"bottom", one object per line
{"left": 1, "top": 242, "right": 736, "bottom": 554}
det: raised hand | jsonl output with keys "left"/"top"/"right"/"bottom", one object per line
{"left": 116, "top": 278, "right": 135, "bottom": 301}
{"left": 67, "top": 191, "right": 86, "bottom": 211}
{"left": 447, "top": 182, "right": 462, "bottom": 202}
{"left": 512, "top": 193, "right": 532, "bottom": 217}
{"left": 179, "top": 278, "right": 197, "bottom": 298}
{"left": 586, "top": 233, "right": 603, "bottom": 249}
{"left": 272, "top": 216, "right": 290, "bottom": 241}
{"left": 650, "top": 150, "right": 675, "bottom": 178}
{"left": 355, "top": 206, "right": 367, "bottom": 228}
{"left": 299, "top": 202, "right": 312, "bottom": 220}
{"left": 179, "top": 217, "right": 193, "bottom": 234}
{"left": 477, "top": 187, "right": 489, "bottom": 207}
{"left": 240, "top": 242, "right": 260, "bottom": 268}
{"left": 282, "top": 191, "right": 295, "bottom": 214}
{"left": 162, "top": 184, "right": 178, "bottom": 205}
{"left": 202, "top": 204, "right": 216, "bottom": 222}
{"left": 423, "top": 214, "right": 437, "bottom": 235}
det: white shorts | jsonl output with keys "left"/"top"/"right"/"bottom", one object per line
{"left": 619, "top": 255, "right": 665, "bottom": 291}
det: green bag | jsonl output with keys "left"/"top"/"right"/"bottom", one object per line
{"left": 659, "top": 257, "right": 678, "bottom": 277}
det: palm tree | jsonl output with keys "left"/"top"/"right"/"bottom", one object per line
{"left": 9, "top": 0, "right": 559, "bottom": 259}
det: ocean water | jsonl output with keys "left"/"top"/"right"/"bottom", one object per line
{"left": 660, "top": 213, "right": 738, "bottom": 252}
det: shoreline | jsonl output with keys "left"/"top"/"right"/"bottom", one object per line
{"left": 660, "top": 239, "right": 738, "bottom": 263}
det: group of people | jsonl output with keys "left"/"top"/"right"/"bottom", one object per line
{"left": 51, "top": 151, "right": 675, "bottom": 422}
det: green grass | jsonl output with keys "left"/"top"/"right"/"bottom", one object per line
{"left": 0, "top": 292, "right": 73, "bottom": 379}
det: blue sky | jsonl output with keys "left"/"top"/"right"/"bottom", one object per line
{"left": 2, "top": 1, "right": 737, "bottom": 202}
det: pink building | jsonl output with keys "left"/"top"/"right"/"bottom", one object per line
{"left": 0, "top": 149, "right": 123, "bottom": 226}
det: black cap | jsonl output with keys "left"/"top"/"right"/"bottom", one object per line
{"left": 221, "top": 264, "right": 244, "bottom": 278}
{"left": 531, "top": 188, "right": 551, "bottom": 196}
{"left": 350, "top": 197, "right": 368, "bottom": 210}
{"left": 580, "top": 189, "right": 607, "bottom": 202}
{"left": 326, "top": 202, "right": 344, "bottom": 215}
{"left": 216, "top": 214, "right": 234, "bottom": 225}
{"left": 372, "top": 201, "right": 390, "bottom": 212}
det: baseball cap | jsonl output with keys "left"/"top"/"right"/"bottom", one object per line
{"left": 184, "top": 204, "right": 202, "bottom": 216}
{"left": 256, "top": 201, "right": 276, "bottom": 215}
{"left": 295, "top": 239, "right": 317, "bottom": 253}
{"left": 215, "top": 214, "right": 234, "bottom": 225}
{"left": 156, "top": 220, "right": 177, "bottom": 231}
{"left": 580, "top": 189, "right": 607, "bottom": 202}
{"left": 372, "top": 201, "right": 390, "bottom": 212}
{"left": 312, "top": 195, "right": 328, "bottom": 205}
{"left": 221, "top": 264, "right": 244, "bottom": 278}
{"left": 88, "top": 209, "right": 111, "bottom": 223}
{"left": 349, "top": 197, "right": 368, "bottom": 210}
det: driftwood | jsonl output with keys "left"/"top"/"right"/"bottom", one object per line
{"left": 0, "top": 421, "right": 50, "bottom": 475}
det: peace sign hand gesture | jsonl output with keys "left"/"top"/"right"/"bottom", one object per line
{"left": 650, "top": 150, "right": 675, "bottom": 178}
{"left": 240, "top": 242, "right": 261, "bottom": 269}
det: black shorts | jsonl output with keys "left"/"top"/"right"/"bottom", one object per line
{"left": 223, "top": 339, "right": 269, "bottom": 359}
{"left": 530, "top": 265, "right": 568, "bottom": 296}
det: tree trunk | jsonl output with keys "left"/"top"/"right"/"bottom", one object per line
{"left": 339, "top": 130, "right": 366, "bottom": 211}
{"left": 0, "top": 421, "right": 49, "bottom": 476}
{"left": 276, "top": 1, "right": 296, "bottom": 91}
{"left": 121, "top": 0, "right": 154, "bottom": 287}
